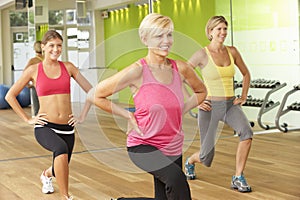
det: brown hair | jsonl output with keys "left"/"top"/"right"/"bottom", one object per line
{"left": 41, "top": 30, "right": 63, "bottom": 45}
{"left": 205, "top": 16, "right": 228, "bottom": 41}
{"left": 34, "top": 41, "right": 42, "bottom": 53}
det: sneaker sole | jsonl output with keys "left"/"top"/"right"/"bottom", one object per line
{"left": 184, "top": 167, "right": 196, "bottom": 180}
{"left": 186, "top": 174, "right": 196, "bottom": 180}
{"left": 231, "top": 184, "right": 252, "bottom": 193}
{"left": 42, "top": 189, "right": 54, "bottom": 194}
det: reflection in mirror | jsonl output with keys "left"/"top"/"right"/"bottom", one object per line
{"left": 28, "top": 2, "right": 35, "bottom": 61}
{"left": 35, "top": 0, "right": 49, "bottom": 40}
{"left": 48, "top": 10, "right": 63, "bottom": 25}
{"left": 10, "top": 11, "right": 31, "bottom": 82}
{"left": 76, "top": 2, "right": 93, "bottom": 70}
{"left": 67, "top": 27, "right": 78, "bottom": 66}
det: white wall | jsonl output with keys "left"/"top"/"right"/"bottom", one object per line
{"left": 91, "top": 0, "right": 133, "bottom": 10}
{"left": 0, "top": 0, "right": 13, "bottom": 9}
{"left": 233, "top": 23, "right": 300, "bottom": 128}
{"left": 1, "top": 6, "right": 13, "bottom": 85}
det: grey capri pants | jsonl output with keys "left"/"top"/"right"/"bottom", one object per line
{"left": 198, "top": 97, "right": 253, "bottom": 167}
{"left": 34, "top": 122, "right": 75, "bottom": 177}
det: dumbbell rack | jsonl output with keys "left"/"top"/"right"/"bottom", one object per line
{"left": 275, "top": 84, "right": 300, "bottom": 132}
{"left": 235, "top": 79, "right": 287, "bottom": 130}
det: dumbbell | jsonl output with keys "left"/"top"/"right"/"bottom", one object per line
{"left": 294, "top": 84, "right": 300, "bottom": 90}
{"left": 269, "top": 80, "right": 281, "bottom": 88}
{"left": 256, "top": 99, "right": 264, "bottom": 107}
{"left": 288, "top": 102, "right": 297, "bottom": 110}
{"left": 297, "top": 103, "right": 300, "bottom": 111}
{"left": 260, "top": 80, "right": 275, "bottom": 88}
{"left": 242, "top": 95, "right": 252, "bottom": 106}
{"left": 252, "top": 79, "right": 261, "bottom": 88}
{"left": 250, "top": 79, "right": 259, "bottom": 88}
{"left": 250, "top": 98, "right": 258, "bottom": 106}
{"left": 266, "top": 100, "right": 274, "bottom": 108}
{"left": 290, "top": 102, "right": 300, "bottom": 111}
{"left": 257, "top": 79, "right": 269, "bottom": 88}
{"left": 236, "top": 81, "right": 243, "bottom": 88}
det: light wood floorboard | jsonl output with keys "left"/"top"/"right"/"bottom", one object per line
{"left": 0, "top": 104, "right": 299, "bottom": 200}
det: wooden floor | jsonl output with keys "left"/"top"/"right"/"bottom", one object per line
{"left": 0, "top": 103, "right": 300, "bottom": 200}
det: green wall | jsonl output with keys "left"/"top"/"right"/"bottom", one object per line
{"left": 36, "top": 24, "right": 49, "bottom": 41}
{"left": 103, "top": 0, "right": 215, "bottom": 103}
{"left": 102, "top": 0, "right": 299, "bottom": 104}
{"left": 104, "top": 0, "right": 214, "bottom": 70}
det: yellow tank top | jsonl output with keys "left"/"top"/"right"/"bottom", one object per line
{"left": 202, "top": 46, "right": 235, "bottom": 97}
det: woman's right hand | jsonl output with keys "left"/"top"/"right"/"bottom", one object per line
{"left": 27, "top": 113, "right": 48, "bottom": 125}
{"left": 198, "top": 100, "right": 212, "bottom": 111}
{"left": 126, "top": 112, "right": 143, "bottom": 136}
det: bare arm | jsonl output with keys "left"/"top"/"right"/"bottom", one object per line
{"left": 176, "top": 60, "right": 207, "bottom": 114}
{"left": 89, "top": 63, "right": 141, "bottom": 117}
{"left": 24, "top": 60, "right": 40, "bottom": 87}
{"left": 5, "top": 67, "right": 46, "bottom": 124}
{"left": 65, "top": 62, "right": 94, "bottom": 125}
{"left": 24, "top": 59, "right": 36, "bottom": 71}
{"left": 187, "top": 48, "right": 208, "bottom": 69}
{"left": 88, "top": 62, "right": 143, "bottom": 135}
{"left": 229, "top": 46, "right": 251, "bottom": 104}
{"left": 73, "top": 72, "right": 93, "bottom": 124}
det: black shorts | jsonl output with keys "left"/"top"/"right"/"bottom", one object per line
{"left": 34, "top": 122, "right": 75, "bottom": 176}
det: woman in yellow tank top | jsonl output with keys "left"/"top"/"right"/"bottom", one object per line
{"left": 185, "top": 16, "right": 253, "bottom": 193}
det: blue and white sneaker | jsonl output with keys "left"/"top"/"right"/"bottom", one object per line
{"left": 184, "top": 158, "right": 196, "bottom": 180}
{"left": 231, "top": 174, "right": 252, "bottom": 192}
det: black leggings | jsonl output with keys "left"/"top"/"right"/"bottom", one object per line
{"left": 34, "top": 122, "right": 75, "bottom": 177}
{"left": 121, "top": 145, "right": 191, "bottom": 200}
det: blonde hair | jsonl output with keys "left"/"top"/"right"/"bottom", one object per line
{"left": 139, "top": 13, "right": 174, "bottom": 42}
{"left": 205, "top": 16, "right": 228, "bottom": 41}
{"left": 34, "top": 41, "right": 42, "bottom": 53}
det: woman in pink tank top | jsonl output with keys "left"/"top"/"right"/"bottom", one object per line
{"left": 89, "top": 13, "right": 207, "bottom": 200}
{"left": 6, "top": 30, "right": 93, "bottom": 200}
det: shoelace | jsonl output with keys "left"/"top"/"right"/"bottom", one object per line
{"left": 238, "top": 176, "right": 247, "bottom": 185}
{"left": 45, "top": 177, "right": 53, "bottom": 187}
{"left": 186, "top": 163, "right": 194, "bottom": 173}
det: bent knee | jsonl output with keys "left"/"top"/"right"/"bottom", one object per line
{"left": 238, "top": 129, "right": 253, "bottom": 141}
{"left": 54, "top": 145, "right": 69, "bottom": 158}
{"left": 200, "top": 149, "right": 214, "bottom": 167}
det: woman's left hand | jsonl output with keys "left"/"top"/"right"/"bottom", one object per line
{"left": 233, "top": 96, "right": 247, "bottom": 105}
{"left": 68, "top": 114, "right": 83, "bottom": 126}
{"left": 126, "top": 112, "right": 143, "bottom": 136}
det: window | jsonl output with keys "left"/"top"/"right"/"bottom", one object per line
{"left": 10, "top": 12, "right": 28, "bottom": 27}
{"left": 49, "top": 10, "right": 64, "bottom": 25}
{"left": 66, "top": 10, "right": 77, "bottom": 25}
{"left": 77, "top": 11, "right": 92, "bottom": 26}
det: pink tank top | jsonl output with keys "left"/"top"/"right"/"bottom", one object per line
{"left": 36, "top": 61, "right": 71, "bottom": 96}
{"left": 127, "top": 59, "right": 184, "bottom": 156}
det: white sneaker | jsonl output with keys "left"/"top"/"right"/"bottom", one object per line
{"left": 40, "top": 170, "right": 54, "bottom": 194}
